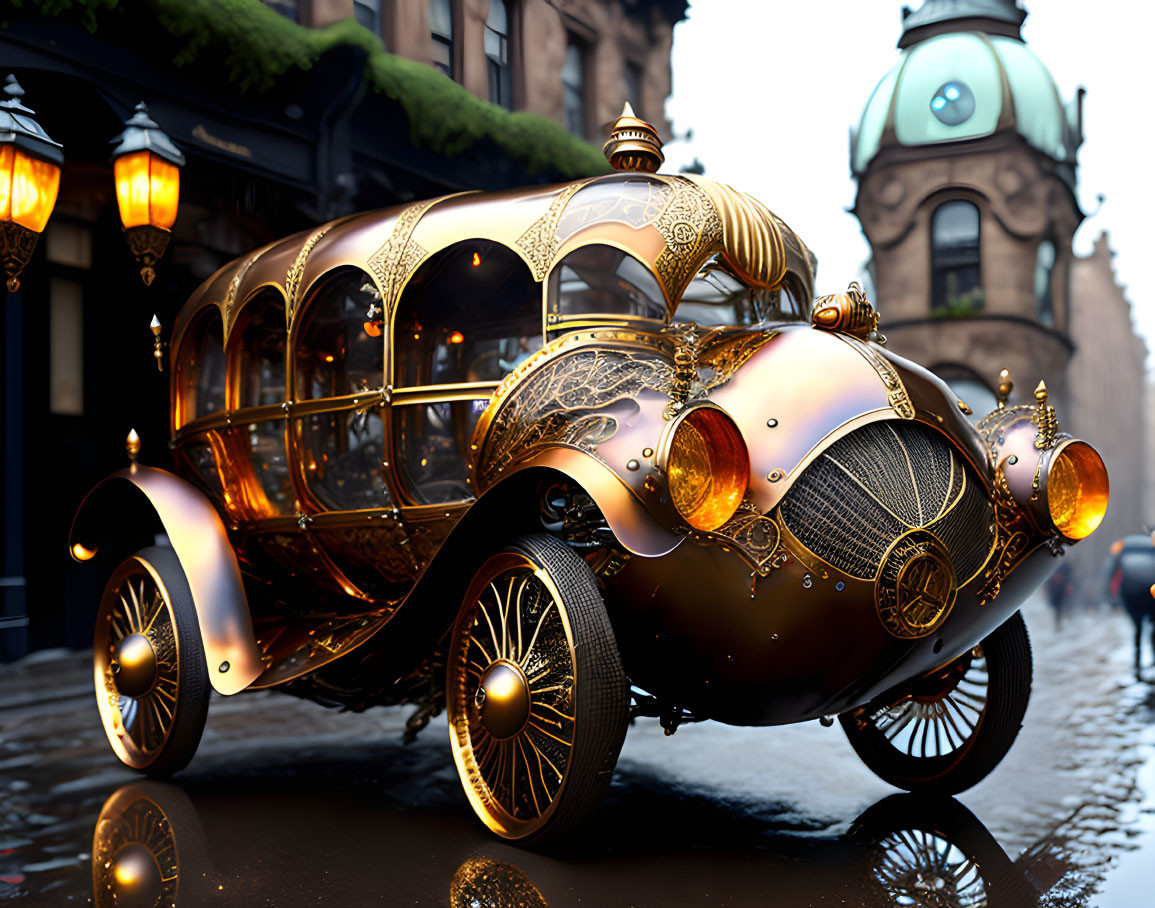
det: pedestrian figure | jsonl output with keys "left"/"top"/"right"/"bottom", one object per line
{"left": 1043, "top": 560, "right": 1073, "bottom": 628}
{"left": 1105, "top": 532, "right": 1155, "bottom": 680}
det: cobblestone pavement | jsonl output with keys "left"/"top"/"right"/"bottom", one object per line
{"left": 1, "top": 594, "right": 1153, "bottom": 906}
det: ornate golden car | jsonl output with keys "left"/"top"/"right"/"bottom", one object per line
{"left": 71, "top": 109, "right": 1109, "bottom": 843}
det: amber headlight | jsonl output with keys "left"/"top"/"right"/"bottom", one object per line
{"left": 661, "top": 404, "right": 749, "bottom": 531}
{"left": 1046, "top": 441, "right": 1109, "bottom": 540}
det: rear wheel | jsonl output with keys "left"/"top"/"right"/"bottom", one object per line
{"left": 446, "top": 534, "right": 629, "bottom": 843}
{"left": 93, "top": 547, "right": 209, "bottom": 776}
{"left": 840, "top": 611, "right": 1031, "bottom": 794}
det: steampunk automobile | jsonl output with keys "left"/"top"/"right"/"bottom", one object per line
{"left": 71, "top": 108, "right": 1109, "bottom": 843}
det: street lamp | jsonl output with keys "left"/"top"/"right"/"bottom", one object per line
{"left": 0, "top": 74, "right": 63, "bottom": 292}
{"left": 110, "top": 102, "right": 184, "bottom": 286}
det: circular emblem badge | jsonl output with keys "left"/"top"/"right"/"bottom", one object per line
{"left": 876, "top": 530, "right": 958, "bottom": 639}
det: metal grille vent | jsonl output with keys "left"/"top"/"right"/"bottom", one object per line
{"left": 778, "top": 421, "right": 994, "bottom": 582}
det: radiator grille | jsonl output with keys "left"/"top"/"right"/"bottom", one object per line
{"left": 778, "top": 421, "right": 995, "bottom": 582}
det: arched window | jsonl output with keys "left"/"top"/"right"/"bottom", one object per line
{"left": 1035, "top": 240, "right": 1056, "bottom": 328}
{"left": 931, "top": 200, "right": 982, "bottom": 314}
{"left": 175, "top": 307, "right": 226, "bottom": 426}
{"left": 547, "top": 244, "right": 666, "bottom": 324}
{"left": 293, "top": 268, "right": 389, "bottom": 511}
{"left": 429, "top": 0, "right": 455, "bottom": 79}
{"left": 562, "top": 35, "right": 587, "bottom": 137}
{"left": 393, "top": 240, "right": 540, "bottom": 504}
{"left": 486, "top": 0, "right": 512, "bottom": 108}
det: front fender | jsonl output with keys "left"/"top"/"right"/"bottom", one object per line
{"left": 69, "top": 466, "right": 263, "bottom": 695}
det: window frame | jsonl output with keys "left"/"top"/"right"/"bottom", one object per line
{"left": 930, "top": 198, "right": 983, "bottom": 314}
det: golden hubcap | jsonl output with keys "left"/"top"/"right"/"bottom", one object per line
{"left": 94, "top": 558, "right": 180, "bottom": 769}
{"left": 476, "top": 661, "right": 531, "bottom": 740}
{"left": 92, "top": 787, "right": 180, "bottom": 908}
{"left": 109, "top": 842, "right": 163, "bottom": 908}
{"left": 448, "top": 553, "right": 577, "bottom": 838}
{"left": 113, "top": 634, "right": 159, "bottom": 698}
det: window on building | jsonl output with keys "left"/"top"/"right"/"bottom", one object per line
{"left": 486, "top": 0, "right": 512, "bottom": 108}
{"left": 623, "top": 59, "right": 643, "bottom": 112}
{"left": 1035, "top": 239, "right": 1056, "bottom": 328}
{"left": 354, "top": 0, "right": 381, "bottom": 33}
{"left": 430, "top": 0, "right": 455, "bottom": 79}
{"left": 49, "top": 278, "right": 83, "bottom": 416}
{"left": 563, "top": 36, "right": 587, "bottom": 138}
{"left": 261, "top": 0, "right": 298, "bottom": 22}
{"left": 931, "top": 200, "right": 982, "bottom": 313}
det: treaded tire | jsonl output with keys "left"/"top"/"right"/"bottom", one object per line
{"left": 447, "top": 534, "right": 629, "bottom": 845}
{"left": 94, "top": 546, "right": 210, "bottom": 776}
{"left": 840, "top": 611, "right": 1032, "bottom": 795}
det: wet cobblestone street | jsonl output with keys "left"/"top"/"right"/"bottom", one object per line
{"left": 2, "top": 595, "right": 1153, "bottom": 906}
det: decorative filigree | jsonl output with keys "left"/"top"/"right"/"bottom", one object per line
{"left": 836, "top": 334, "right": 915, "bottom": 420}
{"left": 515, "top": 180, "right": 588, "bottom": 281}
{"left": 1033, "top": 381, "right": 1058, "bottom": 450}
{"left": 664, "top": 322, "right": 702, "bottom": 419}
{"left": 699, "top": 328, "right": 777, "bottom": 391}
{"left": 0, "top": 221, "right": 39, "bottom": 292}
{"left": 285, "top": 225, "right": 332, "bottom": 323}
{"left": 653, "top": 176, "right": 723, "bottom": 305}
{"left": 706, "top": 498, "right": 784, "bottom": 574}
{"left": 976, "top": 500, "right": 1031, "bottom": 606}
{"left": 367, "top": 199, "right": 436, "bottom": 314}
{"left": 553, "top": 178, "right": 672, "bottom": 247}
{"left": 875, "top": 529, "right": 958, "bottom": 639}
{"left": 474, "top": 345, "right": 674, "bottom": 489}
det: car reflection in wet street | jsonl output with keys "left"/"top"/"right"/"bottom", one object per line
{"left": 2, "top": 595, "right": 1153, "bottom": 907}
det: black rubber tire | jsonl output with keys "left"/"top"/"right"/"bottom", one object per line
{"left": 840, "top": 611, "right": 1032, "bottom": 795}
{"left": 95, "top": 546, "right": 209, "bottom": 777}
{"left": 447, "top": 534, "right": 630, "bottom": 845}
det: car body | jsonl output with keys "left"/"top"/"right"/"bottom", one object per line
{"left": 70, "top": 110, "right": 1109, "bottom": 842}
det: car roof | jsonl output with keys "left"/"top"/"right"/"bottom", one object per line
{"left": 171, "top": 173, "right": 815, "bottom": 355}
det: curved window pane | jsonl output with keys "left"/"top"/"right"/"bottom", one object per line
{"left": 931, "top": 200, "right": 983, "bottom": 314}
{"left": 299, "top": 409, "right": 389, "bottom": 511}
{"left": 245, "top": 418, "right": 294, "bottom": 514}
{"left": 1035, "top": 240, "right": 1056, "bottom": 328}
{"left": 295, "top": 269, "right": 384, "bottom": 400}
{"left": 176, "top": 308, "right": 226, "bottom": 424}
{"left": 394, "top": 239, "right": 540, "bottom": 387}
{"left": 396, "top": 399, "right": 487, "bottom": 504}
{"left": 548, "top": 244, "right": 666, "bottom": 323}
{"left": 234, "top": 290, "right": 286, "bottom": 408}
{"left": 673, "top": 258, "right": 806, "bottom": 327}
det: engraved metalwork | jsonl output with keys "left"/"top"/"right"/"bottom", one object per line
{"left": 706, "top": 498, "right": 783, "bottom": 574}
{"left": 367, "top": 199, "right": 436, "bottom": 313}
{"left": 876, "top": 530, "right": 957, "bottom": 639}
{"left": 123, "top": 224, "right": 172, "bottom": 286}
{"left": 653, "top": 176, "right": 724, "bottom": 304}
{"left": 474, "top": 342, "right": 674, "bottom": 487}
{"left": 1033, "top": 380, "right": 1057, "bottom": 450}
{"left": 0, "top": 220, "right": 39, "bottom": 292}
{"left": 834, "top": 334, "right": 915, "bottom": 419}
{"left": 516, "top": 180, "right": 588, "bottom": 281}
{"left": 285, "top": 225, "right": 332, "bottom": 322}
{"left": 811, "top": 281, "right": 879, "bottom": 339}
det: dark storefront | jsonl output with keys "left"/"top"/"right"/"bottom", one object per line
{"left": 1, "top": 2, "right": 606, "bottom": 660}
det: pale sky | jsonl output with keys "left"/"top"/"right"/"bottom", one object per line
{"left": 662, "top": 0, "right": 1155, "bottom": 366}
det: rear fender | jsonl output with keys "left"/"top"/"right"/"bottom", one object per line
{"left": 69, "top": 466, "right": 263, "bottom": 695}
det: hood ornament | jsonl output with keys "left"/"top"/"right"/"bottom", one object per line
{"left": 603, "top": 102, "right": 664, "bottom": 173}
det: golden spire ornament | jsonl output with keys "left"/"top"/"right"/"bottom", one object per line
{"left": 995, "top": 369, "right": 1014, "bottom": 409}
{"left": 603, "top": 102, "right": 664, "bottom": 173}
{"left": 150, "top": 314, "right": 164, "bottom": 371}
{"left": 125, "top": 428, "right": 141, "bottom": 463}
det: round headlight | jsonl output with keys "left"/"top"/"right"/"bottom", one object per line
{"left": 1046, "top": 441, "right": 1109, "bottom": 540}
{"left": 663, "top": 404, "right": 749, "bottom": 531}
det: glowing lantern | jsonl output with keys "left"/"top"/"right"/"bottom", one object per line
{"left": 0, "top": 74, "right": 63, "bottom": 292}
{"left": 110, "top": 102, "right": 184, "bottom": 286}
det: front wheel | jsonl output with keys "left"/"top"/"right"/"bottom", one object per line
{"left": 840, "top": 611, "right": 1032, "bottom": 795}
{"left": 446, "top": 534, "right": 629, "bottom": 844}
{"left": 93, "top": 547, "right": 209, "bottom": 776}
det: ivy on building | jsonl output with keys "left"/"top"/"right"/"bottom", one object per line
{"left": 6, "top": 0, "right": 611, "bottom": 178}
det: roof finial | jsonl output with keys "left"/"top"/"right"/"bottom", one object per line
{"left": 603, "top": 102, "right": 664, "bottom": 174}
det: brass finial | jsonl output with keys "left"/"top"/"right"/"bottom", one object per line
{"left": 150, "top": 315, "right": 164, "bottom": 372}
{"left": 810, "top": 281, "right": 879, "bottom": 340}
{"left": 603, "top": 102, "right": 664, "bottom": 173}
{"left": 1033, "top": 380, "right": 1057, "bottom": 449}
{"left": 995, "top": 369, "right": 1013, "bottom": 409}
{"left": 126, "top": 428, "right": 141, "bottom": 462}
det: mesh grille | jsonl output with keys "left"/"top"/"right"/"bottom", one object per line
{"left": 779, "top": 421, "right": 994, "bottom": 582}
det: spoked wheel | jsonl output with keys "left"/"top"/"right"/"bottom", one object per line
{"left": 94, "top": 547, "right": 209, "bottom": 776}
{"left": 840, "top": 611, "right": 1031, "bottom": 794}
{"left": 447, "top": 534, "right": 629, "bottom": 844}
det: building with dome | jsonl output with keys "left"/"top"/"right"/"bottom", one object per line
{"left": 851, "top": 0, "right": 1147, "bottom": 605}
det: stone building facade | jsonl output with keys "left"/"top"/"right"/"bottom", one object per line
{"left": 270, "top": 0, "right": 684, "bottom": 140}
{"left": 852, "top": 0, "right": 1147, "bottom": 603}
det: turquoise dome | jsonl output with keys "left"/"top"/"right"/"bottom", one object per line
{"left": 852, "top": 31, "right": 1082, "bottom": 174}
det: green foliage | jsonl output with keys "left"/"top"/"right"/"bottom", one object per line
{"left": 12, "top": 0, "right": 609, "bottom": 178}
